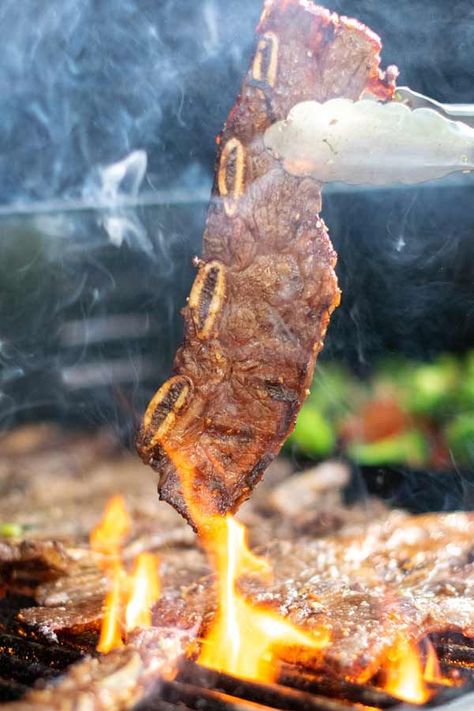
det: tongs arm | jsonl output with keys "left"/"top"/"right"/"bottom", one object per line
{"left": 395, "top": 86, "right": 474, "bottom": 128}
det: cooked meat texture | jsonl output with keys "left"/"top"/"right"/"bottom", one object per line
{"left": 19, "top": 548, "right": 208, "bottom": 647}
{"left": 5, "top": 627, "right": 191, "bottom": 711}
{"left": 136, "top": 0, "right": 396, "bottom": 526}
{"left": 248, "top": 512, "right": 474, "bottom": 679}
{"left": 0, "top": 425, "right": 192, "bottom": 547}
{"left": 0, "top": 540, "right": 75, "bottom": 597}
{"left": 153, "top": 512, "right": 474, "bottom": 680}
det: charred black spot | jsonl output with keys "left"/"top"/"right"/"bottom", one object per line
{"left": 246, "top": 453, "right": 274, "bottom": 488}
{"left": 206, "top": 422, "right": 254, "bottom": 442}
{"left": 149, "top": 443, "right": 167, "bottom": 470}
{"left": 322, "top": 23, "right": 336, "bottom": 47}
{"left": 265, "top": 380, "right": 298, "bottom": 402}
{"left": 247, "top": 78, "right": 277, "bottom": 123}
{"left": 276, "top": 402, "right": 299, "bottom": 437}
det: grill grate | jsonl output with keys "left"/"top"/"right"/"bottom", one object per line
{"left": 1, "top": 600, "right": 474, "bottom": 711}
{"left": 134, "top": 653, "right": 474, "bottom": 711}
{"left": 0, "top": 596, "right": 84, "bottom": 702}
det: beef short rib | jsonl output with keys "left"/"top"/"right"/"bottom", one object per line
{"left": 136, "top": 0, "right": 397, "bottom": 526}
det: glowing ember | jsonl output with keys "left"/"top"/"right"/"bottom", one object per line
{"left": 382, "top": 636, "right": 433, "bottom": 705}
{"left": 198, "top": 515, "right": 328, "bottom": 682}
{"left": 90, "top": 496, "right": 160, "bottom": 653}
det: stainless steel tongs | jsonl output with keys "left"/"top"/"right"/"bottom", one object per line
{"left": 395, "top": 86, "right": 474, "bottom": 129}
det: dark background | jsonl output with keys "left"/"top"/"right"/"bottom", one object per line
{"left": 0, "top": 0, "right": 473, "bottom": 437}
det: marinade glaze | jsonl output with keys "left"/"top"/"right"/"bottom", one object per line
{"left": 137, "top": 0, "right": 396, "bottom": 526}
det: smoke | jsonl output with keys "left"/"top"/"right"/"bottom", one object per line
{"left": 0, "top": 0, "right": 473, "bottom": 438}
{"left": 0, "top": 0, "right": 260, "bottom": 207}
{"left": 0, "top": 0, "right": 260, "bottom": 433}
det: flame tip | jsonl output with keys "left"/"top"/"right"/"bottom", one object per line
{"left": 91, "top": 496, "right": 160, "bottom": 654}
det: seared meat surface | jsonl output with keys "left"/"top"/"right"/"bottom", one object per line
{"left": 1, "top": 426, "right": 473, "bottom": 702}
{"left": 155, "top": 511, "right": 474, "bottom": 679}
{"left": 136, "top": 0, "right": 397, "bottom": 526}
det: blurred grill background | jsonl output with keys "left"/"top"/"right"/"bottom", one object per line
{"left": 0, "top": 0, "right": 473, "bottom": 454}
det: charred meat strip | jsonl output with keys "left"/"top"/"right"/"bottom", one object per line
{"left": 136, "top": 0, "right": 396, "bottom": 525}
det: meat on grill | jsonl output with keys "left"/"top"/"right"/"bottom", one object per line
{"left": 136, "top": 0, "right": 397, "bottom": 527}
{"left": 152, "top": 511, "right": 474, "bottom": 680}
{"left": 5, "top": 627, "right": 192, "bottom": 711}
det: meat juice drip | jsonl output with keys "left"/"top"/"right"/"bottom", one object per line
{"left": 265, "top": 99, "right": 474, "bottom": 185}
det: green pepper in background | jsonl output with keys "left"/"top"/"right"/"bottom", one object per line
{"left": 288, "top": 352, "right": 472, "bottom": 468}
{"left": 444, "top": 413, "right": 474, "bottom": 467}
{"left": 347, "top": 430, "right": 429, "bottom": 468}
{"left": 288, "top": 405, "right": 336, "bottom": 457}
{"left": 458, "top": 352, "right": 474, "bottom": 411}
{"left": 375, "top": 354, "right": 459, "bottom": 419}
{"left": 403, "top": 356, "right": 460, "bottom": 417}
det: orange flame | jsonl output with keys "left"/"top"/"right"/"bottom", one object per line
{"left": 90, "top": 494, "right": 131, "bottom": 557}
{"left": 382, "top": 636, "right": 433, "bottom": 705}
{"left": 90, "top": 496, "right": 160, "bottom": 653}
{"left": 424, "top": 639, "right": 456, "bottom": 687}
{"left": 424, "top": 639, "right": 442, "bottom": 684}
{"left": 126, "top": 552, "right": 161, "bottom": 631}
{"left": 198, "top": 515, "right": 328, "bottom": 682}
{"left": 160, "top": 444, "right": 329, "bottom": 683}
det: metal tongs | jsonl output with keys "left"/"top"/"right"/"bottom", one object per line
{"left": 395, "top": 86, "right": 474, "bottom": 129}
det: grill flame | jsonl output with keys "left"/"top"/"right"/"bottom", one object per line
{"left": 198, "top": 514, "right": 328, "bottom": 681}
{"left": 90, "top": 486, "right": 457, "bottom": 704}
{"left": 160, "top": 445, "right": 329, "bottom": 682}
{"left": 90, "top": 495, "right": 160, "bottom": 653}
{"left": 381, "top": 635, "right": 454, "bottom": 704}
{"left": 382, "top": 636, "right": 433, "bottom": 704}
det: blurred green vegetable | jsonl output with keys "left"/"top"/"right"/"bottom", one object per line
{"left": 347, "top": 430, "right": 429, "bottom": 468}
{"left": 458, "top": 352, "right": 474, "bottom": 410}
{"left": 289, "top": 351, "right": 472, "bottom": 469}
{"left": 404, "top": 356, "right": 459, "bottom": 416}
{"left": 445, "top": 413, "right": 474, "bottom": 466}
{"left": 288, "top": 405, "right": 335, "bottom": 457}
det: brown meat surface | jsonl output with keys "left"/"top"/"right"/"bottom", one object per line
{"left": 5, "top": 627, "right": 191, "bottom": 711}
{"left": 153, "top": 512, "right": 474, "bottom": 680}
{"left": 136, "top": 0, "right": 397, "bottom": 525}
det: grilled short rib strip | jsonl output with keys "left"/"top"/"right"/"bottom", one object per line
{"left": 137, "top": 0, "right": 397, "bottom": 525}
